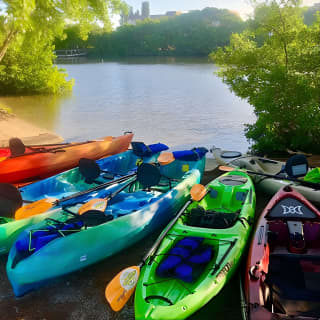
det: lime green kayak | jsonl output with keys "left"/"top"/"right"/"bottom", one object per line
{"left": 134, "top": 170, "right": 256, "bottom": 319}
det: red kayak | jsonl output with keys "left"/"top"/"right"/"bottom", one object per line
{"left": 244, "top": 185, "right": 320, "bottom": 320}
{"left": 0, "top": 133, "right": 133, "bottom": 185}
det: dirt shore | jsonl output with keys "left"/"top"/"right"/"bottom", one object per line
{"left": 0, "top": 113, "right": 63, "bottom": 147}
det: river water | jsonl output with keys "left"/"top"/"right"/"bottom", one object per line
{"left": 0, "top": 57, "right": 255, "bottom": 152}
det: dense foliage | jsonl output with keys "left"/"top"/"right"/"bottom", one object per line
{"left": 0, "top": 0, "right": 127, "bottom": 95}
{"left": 211, "top": 0, "right": 320, "bottom": 154}
{"left": 56, "top": 8, "right": 246, "bottom": 57}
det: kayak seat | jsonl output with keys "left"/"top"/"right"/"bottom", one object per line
{"left": 68, "top": 210, "right": 114, "bottom": 227}
{"left": 266, "top": 255, "right": 320, "bottom": 317}
{"left": 187, "top": 206, "right": 240, "bottom": 229}
{"left": 156, "top": 237, "right": 213, "bottom": 282}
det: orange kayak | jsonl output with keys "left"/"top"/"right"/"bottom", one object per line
{"left": 0, "top": 133, "right": 133, "bottom": 185}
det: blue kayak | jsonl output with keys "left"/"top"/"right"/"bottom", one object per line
{"left": 7, "top": 148, "right": 207, "bottom": 296}
{"left": 0, "top": 142, "right": 168, "bottom": 255}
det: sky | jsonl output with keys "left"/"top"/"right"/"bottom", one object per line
{"left": 124, "top": 0, "right": 320, "bottom": 19}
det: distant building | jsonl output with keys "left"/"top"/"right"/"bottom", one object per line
{"left": 141, "top": 1, "right": 150, "bottom": 19}
{"left": 122, "top": 1, "right": 181, "bottom": 26}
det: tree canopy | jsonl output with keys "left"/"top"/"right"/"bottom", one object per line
{"left": 211, "top": 0, "right": 320, "bottom": 154}
{"left": 56, "top": 7, "right": 246, "bottom": 57}
{"left": 0, "top": 0, "right": 127, "bottom": 94}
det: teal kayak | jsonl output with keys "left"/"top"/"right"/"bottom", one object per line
{"left": 134, "top": 170, "right": 256, "bottom": 319}
{"left": 7, "top": 149, "right": 206, "bottom": 296}
{"left": 0, "top": 142, "right": 168, "bottom": 255}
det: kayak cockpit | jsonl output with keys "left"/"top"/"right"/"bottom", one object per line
{"left": 249, "top": 186, "right": 320, "bottom": 319}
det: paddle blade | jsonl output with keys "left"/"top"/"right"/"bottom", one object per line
{"left": 157, "top": 152, "right": 175, "bottom": 166}
{"left": 0, "top": 183, "right": 23, "bottom": 218}
{"left": 190, "top": 184, "right": 207, "bottom": 201}
{"left": 0, "top": 157, "right": 6, "bottom": 162}
{"left": 15, "top": 198, "right": 57, "bottom": 220}
{"left": 218, "top": 165, "right": 235, "bottom": 172}
{"left": 78, "top": 198, "right": 107, "bottom": 215}
{"left": 105, "top": 266, "right": 140, "bottom": 312}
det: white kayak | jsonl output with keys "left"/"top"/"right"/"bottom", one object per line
{"left": 212, "top": 147, "right": 320, "bottom": 205}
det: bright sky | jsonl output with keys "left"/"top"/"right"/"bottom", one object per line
{"left": 124, "top": 0, "right": 320, "bottom": 19}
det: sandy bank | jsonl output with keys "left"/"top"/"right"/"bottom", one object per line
{"left": 0, "top": 115, "right": 63, "bottom": 147}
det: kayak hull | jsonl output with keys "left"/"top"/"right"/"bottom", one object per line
{"left": 0, "top": 133, "right": 133, "bottom": 184}
{"left": 0, "top": 147, "right": 160, "bottom": 255}
{"left": 135, "top": 170, "right": 256, "bottom": 320}
{"left": 7, "top": 157, "right": 205, "bottom": 296}
{"left": 214, "top": 150, "right": 320, "bottom": 205}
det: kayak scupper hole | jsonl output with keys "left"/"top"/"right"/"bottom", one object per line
{"left": 182, "top": 306, "right": 187, "bottom": 311}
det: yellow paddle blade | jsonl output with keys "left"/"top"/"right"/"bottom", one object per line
{"left": 218, "top": 165, "right": 236, "bottom": 172}
{"left": 105, "top": 266, "right": 140, "bottom": 312}
{"left": 190, "top": 184, "right": 207, "bottom": 202}
{"left": 157, "top": 152, "right": 175, "bottom": 166}
{"left": 0, "top": 157, "right": 6, "bottom": 162}
{"left": 78, "top": 198, "right": 107, "bottom": 215}
{"left": 15, "top": 198, "right": 57, "bottom": 220}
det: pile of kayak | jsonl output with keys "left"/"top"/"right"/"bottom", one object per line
{"left": 1, "top": 136, "right": 320, "bottom": 320}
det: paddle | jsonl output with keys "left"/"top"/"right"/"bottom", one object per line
{"left": 105, "top": 183, "right": 207, "bottom": 312}
{"left": 78, "top": 163, "right": 162, "bottom": 215}
{"left": 14, "top": 153, "right": 175, "bottom": 220}
{"left": 8, "top": 136, "right": 113, "bottom": 158}
{"left": 219, "top": 165, "right": 320, "bottom": 190}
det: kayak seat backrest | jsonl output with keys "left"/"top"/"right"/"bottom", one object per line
{"left": 268, "top": 221, "right": 289, "bottom": 246}
{"left": 156, "top": 237, "right": 213, "bottom": 282}
{"left": 187, "top": 206, "right": 240, "bottom": 229}
{"left": 69, "top": 211, "right": 114, "bottom": 227}
{"left": 303, "top": 222, "right": 320, "bottom": 248}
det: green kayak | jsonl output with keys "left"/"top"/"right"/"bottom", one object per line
{"left": 134, "top": 170, "right": 256, "bottom": 319}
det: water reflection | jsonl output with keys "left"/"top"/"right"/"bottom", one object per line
{"left": 0, "top": 95, "right": 70, "bottom": 132}
{"left": 0, "top": 58, "right": 255, "bottom": 151}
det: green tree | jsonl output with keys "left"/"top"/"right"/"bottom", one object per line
{"left": 0, "top": 0, "right": 127, "bottom": 94}
{"left": 211, "top": 0, "right": 320, "bottom": 154}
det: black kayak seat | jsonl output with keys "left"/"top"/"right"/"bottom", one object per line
{"left": 187, "top": 206, "right": 240, "bottom": 229}
{"left": 266, "top": 255, "right": 320, "bottom": 317}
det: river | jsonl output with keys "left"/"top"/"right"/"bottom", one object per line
{"left": 0, "top": 57, "right": 255, "bottom": 152}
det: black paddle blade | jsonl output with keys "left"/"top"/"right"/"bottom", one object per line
{"left": 137, "top": 163, "right": 161, "bottom": 189}
{"left": 9, "top": 137, "right": 26, "bottom": 157}
{"left": 79, "top": 158, "right": 101, "bottom": 184}
{"left": 0, "top": 183, "right": 23, "bottom": 217}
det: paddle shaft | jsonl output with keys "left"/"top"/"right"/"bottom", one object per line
{"left": 56, "top": 172, "right": 137, "bottom": 206}
{"left": 10, "top": 139, "right": 109, "bottom": 159}
{"left": 140, "top": 197, "right": 193, "bottom": 267}
{"left": 244, "top": 169, "right": 320, "bottom": 190}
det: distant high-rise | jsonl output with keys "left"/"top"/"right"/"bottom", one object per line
{"left": 123, "top": 1, "right": 181, "bottom": 26}
{"left": 141, "top": 1, "right": 150, "bottom": 19}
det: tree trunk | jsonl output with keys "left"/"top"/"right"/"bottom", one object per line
{"left": 0, "top": 28, "right": 17, "bottom": 63}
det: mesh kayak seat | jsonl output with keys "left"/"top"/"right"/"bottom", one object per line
{"left": 174, "top": 246, "right": 213, "bottom": 283}
{"left": 156, "top": 237, "right": 204, "bottom": 277}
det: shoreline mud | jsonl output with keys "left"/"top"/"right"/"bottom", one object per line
{"left": 0, "top": 112, "right": 63, "bottom": 147}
